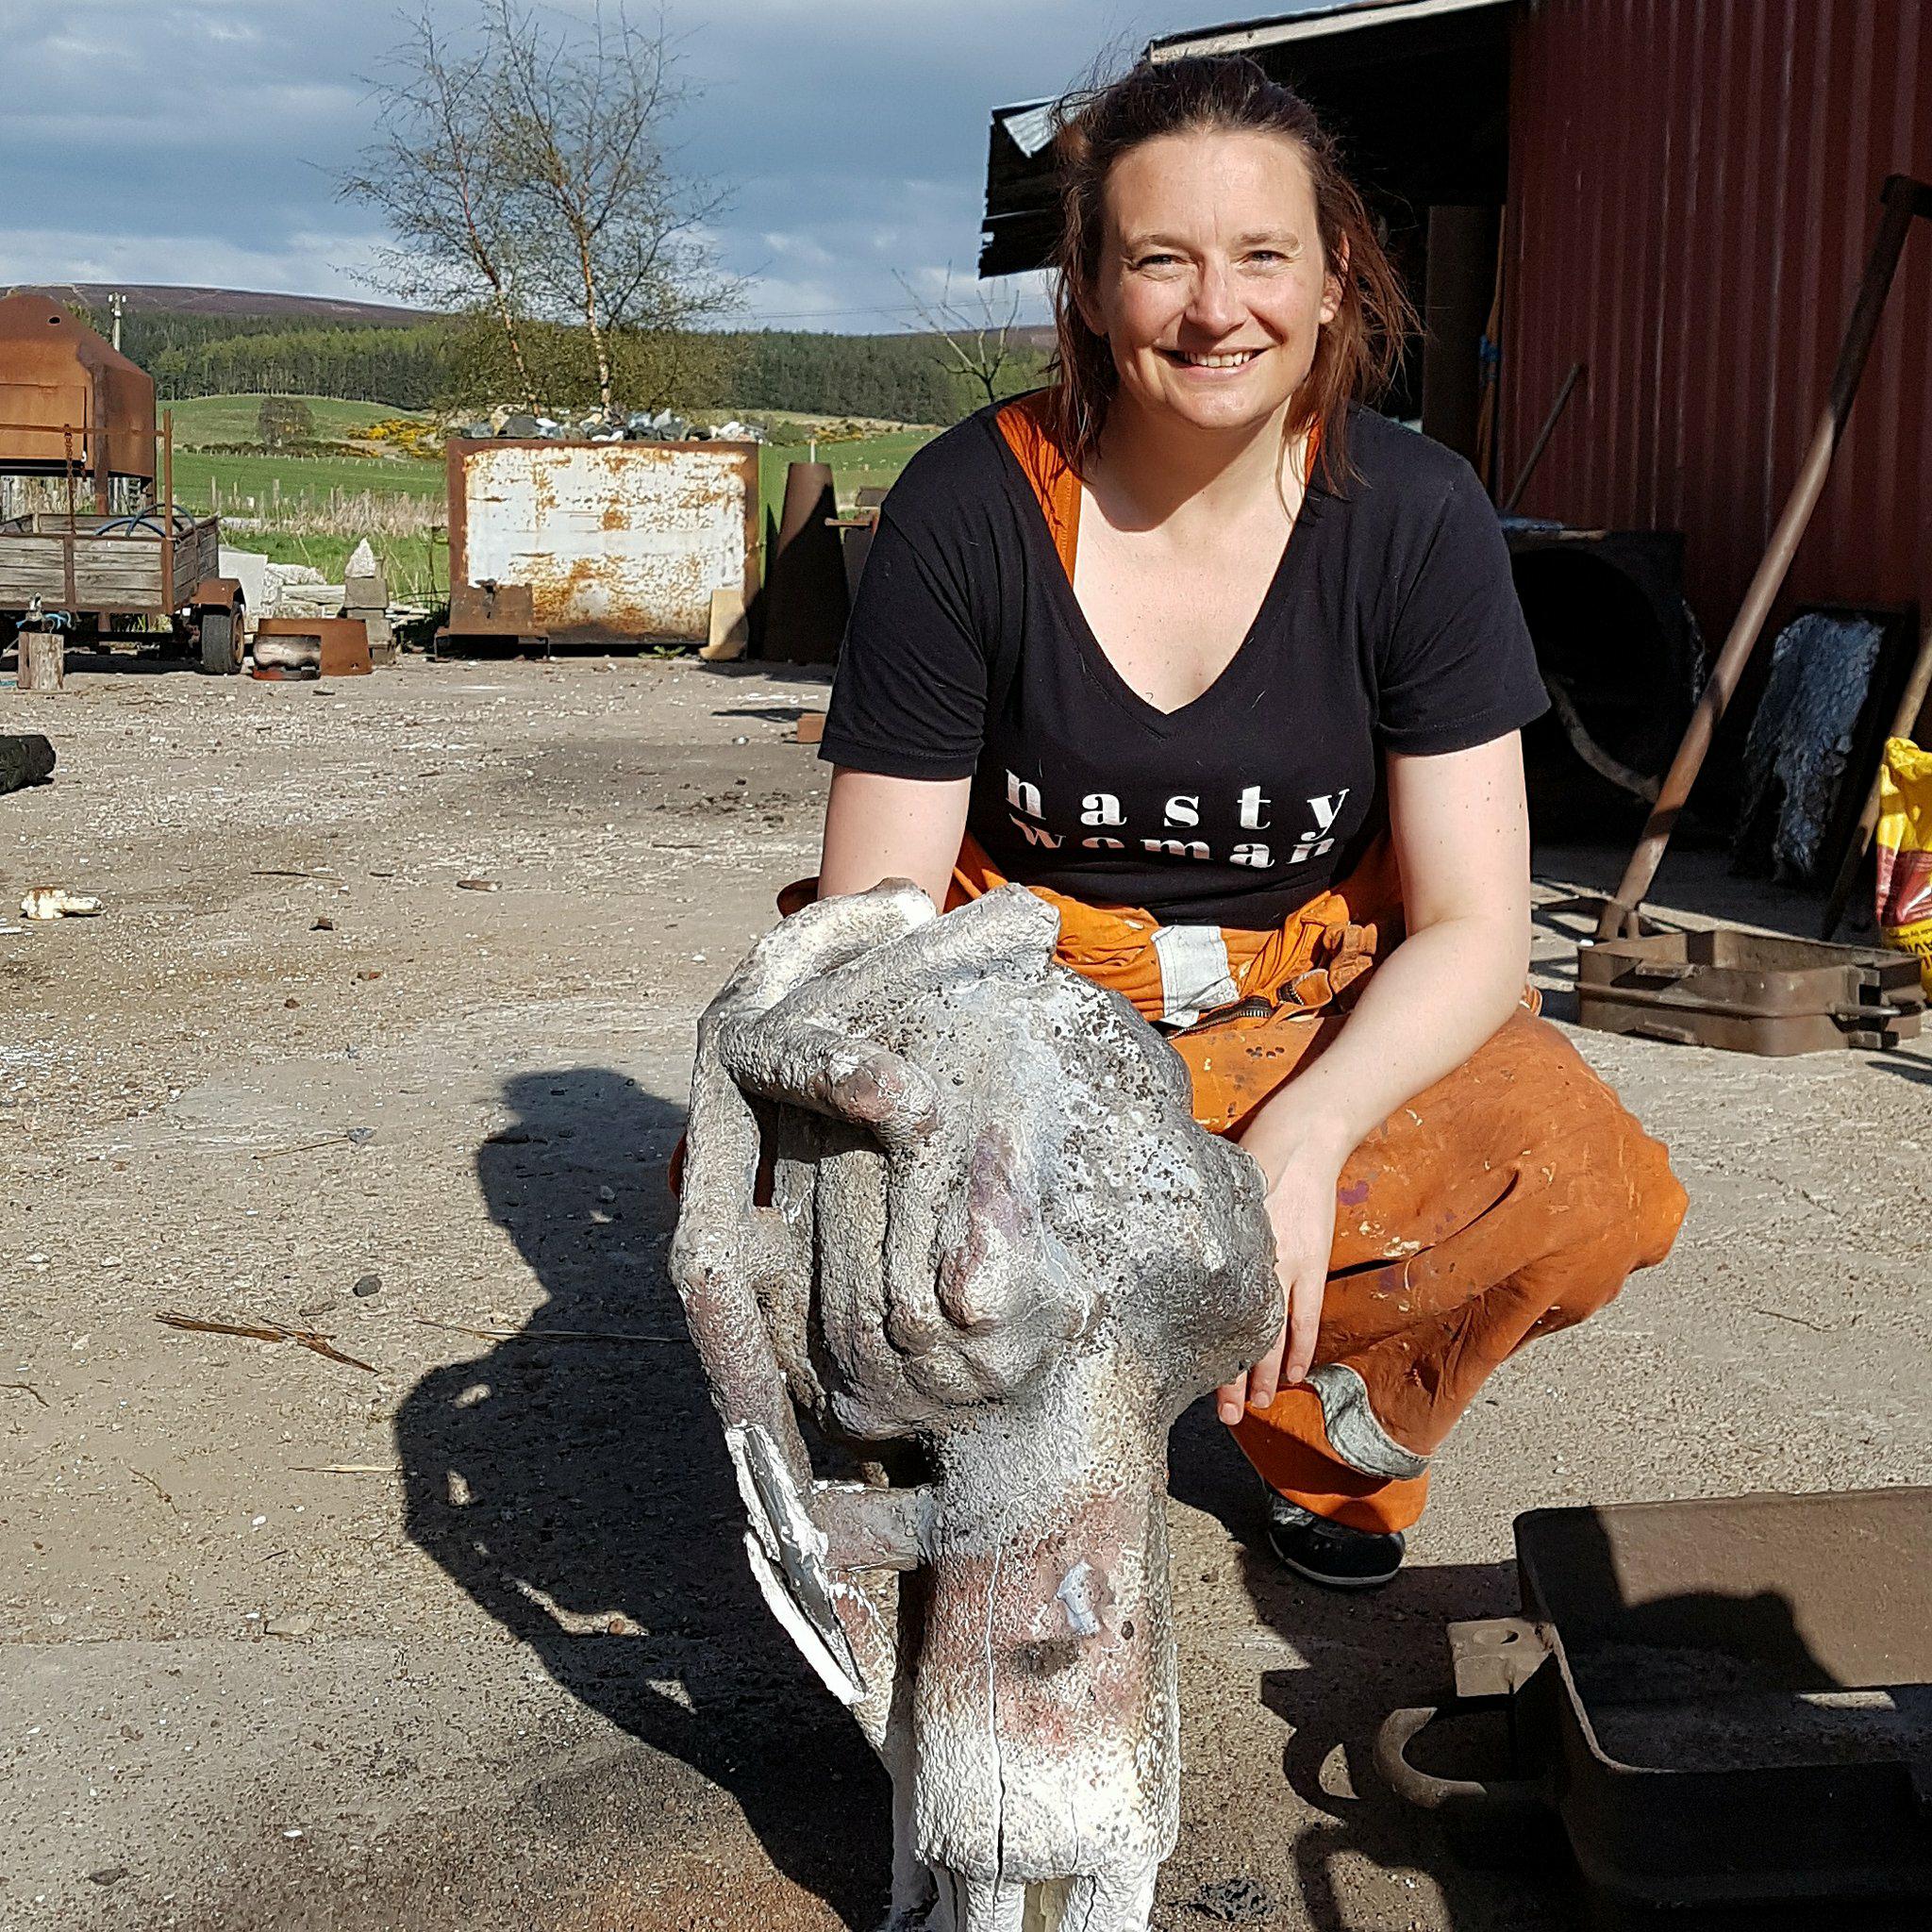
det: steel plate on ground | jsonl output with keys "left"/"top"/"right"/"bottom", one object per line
{"left": 1576, "top": 925, "right": 1924, "bottom": 1054}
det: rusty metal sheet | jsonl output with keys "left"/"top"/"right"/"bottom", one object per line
{"left": 255, "top": 616, "right": 372, "bottom": 677}
{"left": 446, "top": 439, "right": 760, "bottom": 646}
{"left": 0, "top": 293, "right": 155, "bottom": 479}
{"left": 1498, "top": 0, "right": 1932, "bottom": 662}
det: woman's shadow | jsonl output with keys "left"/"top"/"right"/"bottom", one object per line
{"left": 393, "top": 1067, "right": 890, "bottom": 1928}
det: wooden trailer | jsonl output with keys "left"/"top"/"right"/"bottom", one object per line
{"left": 0, "top": 410, "right": 242, "bottom": 675}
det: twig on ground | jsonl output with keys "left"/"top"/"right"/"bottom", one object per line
{"left": 249, "top": 1133, "right": 366, "bottom": 1158}
{"left": 1749, "top": 1305, "right": 1832, "bottom": 1334}
{"left": 1, "top": 1382, "right": 48, "bottom": 1407}
{"left": 294, "top": 1463, "right": 400, "bottom": 1475}
{"left": 126, "top": 1464, "right": 186, "bottom": 1518}
{"left": 154, "top": 1310, "right": 381, "bottom": 1373}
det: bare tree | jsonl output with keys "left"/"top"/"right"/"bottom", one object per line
{"left": 487, "top": 0, "right": 739, "bottom": 414}
{"left": 896, "top": 268, "right": 1028, "bottom": 412}
{"left": 339, "top": 12, "right": 541, "bottom": 410}
{"left": 340, "top": 2, "right": 738, "bottom": 417}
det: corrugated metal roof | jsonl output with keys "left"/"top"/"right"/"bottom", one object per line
{"left": 1146, "top": 0, "right": 1512, "bottom": 62}
{"left": 979, "top": 0, "right": 1512, "bottom": 276}
{"left": 994, "top": 102, "right": 1058, "bottom": 159}
{"left": 984, "top": 0, "right": 1440, "bottom": 144}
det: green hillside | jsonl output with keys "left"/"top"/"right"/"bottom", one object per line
{"left": 169, "top": 393, "right": 431, "bottom": 449}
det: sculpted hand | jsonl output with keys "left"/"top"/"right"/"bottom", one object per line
{"left": 1216, "top": 1113, "right": 1350, "bottom": 1426}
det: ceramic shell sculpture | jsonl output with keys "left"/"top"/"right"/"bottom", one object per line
{"left": 671, "top": 882, "right": 1280, "bottom": 1932}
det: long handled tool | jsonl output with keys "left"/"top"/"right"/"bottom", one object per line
{"left": 1501, "top": 360, "right": 1585, "bottom": 515}
{"left": 1596, "top": 174, "right": 1932, "bottom": 941}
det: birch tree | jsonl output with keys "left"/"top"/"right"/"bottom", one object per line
{"left": 341, "top": 2, "right": 737, "bottom": 416}
{"left": 488, "top": 0, "right": 737, "bottom": 414}
{"left": 895, "top": 268, "right": 1028, "bottom": 412}
{"left": 339, "top": 13, "right": 541, "bottom": 410}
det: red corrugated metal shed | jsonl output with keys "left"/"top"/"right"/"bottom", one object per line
{"left": 1498, "top": 0, "right": 1931, "bottom": 648}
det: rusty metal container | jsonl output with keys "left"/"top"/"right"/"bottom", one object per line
{"left": 1576, "top": 926, "right": 1924, "bottom": 1054}
{"left": 1379, "top": 1489, "right": 1932, "bottom": 1921}
{"left": 762, "top": 458, "right": 848, "bottom": 664}
{"left": 0, "top": 293, "right": 155, "bottom": 485}
{"left": 445, "top": 438, "right": 760, "bottom": 648}
{"left": 253, "top": 616, "right": 372, "bottom": 678}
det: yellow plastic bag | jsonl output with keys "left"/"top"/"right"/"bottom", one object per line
{"left": 1874, "top": 736, "right": 1932, "bottom": 992}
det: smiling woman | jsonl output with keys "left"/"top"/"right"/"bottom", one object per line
{"left": 813, "top": 54, "right": 1686, "bottom": 1592}
{"left": 1045, "top": 56, "right": 1409, "bottom": 488}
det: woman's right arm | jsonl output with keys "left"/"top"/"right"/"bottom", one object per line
{"left": 817, "top": 768, "right": 972, "bottom": 908}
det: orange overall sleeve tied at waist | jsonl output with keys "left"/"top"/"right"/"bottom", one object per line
{"left": 948, "top": 837, "right": 1687, "bottom": 1536}
{"left": 948, "top": 829, "right": 1403, "bottom": 1137}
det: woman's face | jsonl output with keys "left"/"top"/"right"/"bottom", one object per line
{"left": 1082, "top": 126, "right": 1342, "bottom": 441}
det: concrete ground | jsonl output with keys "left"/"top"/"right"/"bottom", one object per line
{"left": 2, "top": 654, "right": 1926, "bottom": 1932}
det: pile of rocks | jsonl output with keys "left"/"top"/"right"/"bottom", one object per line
{"left": 457, "top": 405, "right": 764, "bottom": 445}
{"left": 236, "top": 555, "right": 422, "bottom": 646}
{"left": 261, "top": 560, "right": 332, "bottom": 611}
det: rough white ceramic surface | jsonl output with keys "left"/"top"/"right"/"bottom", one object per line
{"left": 671, "top": 882, "right": 1280, "bottom": 1932}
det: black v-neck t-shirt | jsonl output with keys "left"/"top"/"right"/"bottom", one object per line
{"left": 820, "top": 399, "right": 1547, "bottom": 930}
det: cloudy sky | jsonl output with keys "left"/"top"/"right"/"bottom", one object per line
{"left": 0, "top": 0, "right": 1273, "bottom": 330}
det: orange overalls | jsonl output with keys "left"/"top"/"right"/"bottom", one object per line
{"left": 954, "top": 395, "right": 1689, "bottom": 1534}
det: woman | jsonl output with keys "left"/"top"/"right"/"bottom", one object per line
{"left": 813, "top": 56, "right": 1686, "bottom": 1588}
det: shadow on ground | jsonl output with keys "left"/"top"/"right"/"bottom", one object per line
{"left": 1, "top": 643, "right": 199, "bottom": 677}
{"left": 394, "top": 1066, "right": 890, "bottom": 1931}
{"left": 395, "top": 1060, "right": 1556, "bottom": 1931}
{"left": 1167, "top": 1407, "right": 1572, "bottom": 1929}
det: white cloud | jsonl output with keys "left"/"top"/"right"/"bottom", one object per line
{"left": 0, "top": 0, "right": 1184, "bottom": 330}
{"left": 0, "top": 226, "right": 391, "bottom": 303}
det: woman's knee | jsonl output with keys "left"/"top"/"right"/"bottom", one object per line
{"left": 1544, "top": 1097, "right": 1688, "bottom": 1314}
{"left": 1494, "top": 1016, "right": 1688, "bottom": 1288}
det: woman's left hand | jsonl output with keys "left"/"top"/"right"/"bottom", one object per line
{"left": 1216, "top": 1108, "right": 1352, "bottom": 1425}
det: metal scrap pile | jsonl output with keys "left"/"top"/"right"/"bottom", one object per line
{"left": 457, "top": 405, "right": 765, "bottom": 444}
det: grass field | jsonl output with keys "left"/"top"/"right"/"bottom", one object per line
{"left": 169, "top": 449, "right": 447, "bottom": 511}
{"left": 167, "top": 393, "right": 431, "bottom": 449}
{"left": 158, "top": 398, "right": 937, "bottom": 607}
{"left": 758, "top": 426, "right": 935, "bottom": 536}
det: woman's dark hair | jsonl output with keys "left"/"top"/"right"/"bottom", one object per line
{"left": 1046, "top": 55, "right": 1417, "bottom": 484}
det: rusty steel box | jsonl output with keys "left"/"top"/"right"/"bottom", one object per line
{"left": 253, "top": 616, "right": 371, "bottom": 678}
{"left": 1379, "top": 1490, "right": 1932, "bottom": 1922}
{"left": 1576, "top": 926, "right": 1924, "bottom": 1055}
{"left": 445, "top": 438, "right": 761, "bottom": 648}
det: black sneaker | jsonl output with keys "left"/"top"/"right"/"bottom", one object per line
{"left": 1264, "top": 1494, "right": 1406, "bottom": 1590}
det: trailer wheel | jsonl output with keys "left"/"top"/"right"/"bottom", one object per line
{"left": 197, "top": 607, "right": 242, "bottom": 675}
